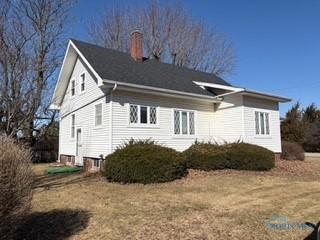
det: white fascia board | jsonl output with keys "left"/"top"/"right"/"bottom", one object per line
{"left": 193, "top": 81, "right": 291, "bottom": 103}
{"left": 51, "top": 41, "right": 72, "bottom": 105}
{"left": 240, "top": 90, "right": 291, "bottom": 103}
{"left": 102, "top": 79, "right": 221, "bottom": 102}
{"left": 193, "top": 81, "right": 244, "bottom": 92}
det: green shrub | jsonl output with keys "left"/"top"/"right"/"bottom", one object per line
{"left": 281, "top": 141, "right": 305, "bottom": 160}
{"left": 184, "top": 142, "right": 275, "bottom": 171}
{"left": 226, "top": 143, "right": 275, "bottom": 171}
{"left": 104, "top": 140, "right": 187, "bottom": 184}
{"left": 184, "top": 143, "right": 229, "bottom": 170}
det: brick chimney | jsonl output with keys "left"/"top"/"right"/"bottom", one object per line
{"left": 131, "top": 30, "right": 143, "bottom": 61}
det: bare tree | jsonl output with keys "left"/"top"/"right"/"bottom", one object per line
{"left": 89, "top": 5, "right": 134, "bottom": 53}
{"left": 0, "top": 0, "right": 74, "bottom": 143}
{"left": 0, "top": 0, "right": 30, "bottom": 137}
{"left": 88, "top": 0, "right": 236, "bottom": 76}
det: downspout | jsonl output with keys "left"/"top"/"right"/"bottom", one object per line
{"left": 109, "top": 83, "right": 117, "bottom": 154}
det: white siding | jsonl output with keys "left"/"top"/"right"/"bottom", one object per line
{"left": 213, "top": 94, "right": 245, "bottom": 143}
{"left": 58, "top": 59, "right": 282, "bottom": 156}
{"left": 243, "top": 96, "right": 281, "bottom": 152}
{"left": 59, "top": 58, "right": 110, "bottom": 159}
{"left": 111, "top": 90, "right": 215, "bottom": 152}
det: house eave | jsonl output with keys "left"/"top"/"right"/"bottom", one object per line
{"left": 193, "top": 81, "right": 291, "bottom": 103}
{"left": 240, "top": 90, "right": 291, "bottom": 103}
{"left": 102, "top": 79, "right": 222, "bottom": 102}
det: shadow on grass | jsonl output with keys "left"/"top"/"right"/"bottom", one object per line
{"left": 304, "top": 221, "right": 320, "bottom": 240}
{"left": 15, "top": 209, "right": 91, "bottom": 240}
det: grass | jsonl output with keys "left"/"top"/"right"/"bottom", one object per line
{"left": 29, "top": 159, "right": 320, "bottom": 240}
{"left": 46, "top": 166, "right": 82, "bottom": 175}
{"left": 33, "top": 163, "right": 51, "bottom": 176}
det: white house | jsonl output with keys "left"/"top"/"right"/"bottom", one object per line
{"left": 52, "top": 31, "right": 290, "bottom": 171}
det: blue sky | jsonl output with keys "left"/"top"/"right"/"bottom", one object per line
{"left": 67, "top": 0, "right": 320, "bottom": 116}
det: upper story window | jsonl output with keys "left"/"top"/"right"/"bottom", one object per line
{"left": 71, "top": 114, "right": 75, "bottom": 138}
{"left": 95, "top": 103, "right": 102, "bottom": 126}
{"left": 80, "top": 73, "right": 85, "bottom": 92}
{"left": 174, "top": 110, "right": 195, "bottom": 135}
{"left": 71, "top": 80, "right": 75, "bottom": 97}
{"left": 255, "top": 111, "right": 270, "bottom": 135}
{"left": 129, "top": 105, "right": 157, "bottom": 125}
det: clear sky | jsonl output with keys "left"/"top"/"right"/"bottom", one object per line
{"left": 67, "top": 0, "right": 320, "bottom": 117}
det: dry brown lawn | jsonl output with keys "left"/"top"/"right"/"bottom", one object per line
{"left": 26, "top": 159, "right": 320, "bottom": 240}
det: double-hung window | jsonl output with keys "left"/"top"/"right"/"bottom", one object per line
{"left": 255, "top": 111, "right": 270, "bottom": 135}
{"left": 71, "top": 114, "right": 75, "bottom": 138}
{"left": 174, "top": 110, "right": 195, "bottom": 135}
{"left": 95, "top": 103, "right": 102, "bottom": 126}
{"left": 129, "top": 105, "right": 157, "bottom": 125}
{"left": 70, "top": 80, "right": 75, "bottom": 97}
{"left": 80, "top": 73, "right": 85, "bottom": 92}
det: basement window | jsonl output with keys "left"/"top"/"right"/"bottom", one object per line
{"left": 255, "top": 111, "right": 270, "bottom": 135}
{"left": 93, "top": 159, "right": 100, "bottom": 168}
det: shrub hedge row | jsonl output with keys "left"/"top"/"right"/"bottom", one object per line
{"left": 104, "top": 140, "right": 276, "bottom": 184}
{"left": 184, "top": 142, "right": 275, "bottom": 171}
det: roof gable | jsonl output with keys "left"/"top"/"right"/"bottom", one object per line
{"left": 70, "top": 39, "right": 231, "bottom": 97}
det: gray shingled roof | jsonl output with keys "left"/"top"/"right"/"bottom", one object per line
{"left": 71, "top": 39, "right": 231, "bottom": 97}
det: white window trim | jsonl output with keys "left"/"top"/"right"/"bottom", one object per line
{"left": 94, "top": 102, "right": 103, "bottom": 128}
{"left": 71, "top": 114, "right": 76, "bottom": 139}
{"left": 127, "top": 104, "right": 159, "bottom": 128}
{"left": 70, "top": 79, "right": 76, "bottom": 98}
{"left": 79, "top": 71, "right": 86, "bottom": 94}
{"left": 92, "top": 158, "right": 101, "bottom": 170}
{"left": 254, "top": 110, "right": 271, "bottom": 137}
{"left": 172, "top": 108, "right": 197, "bottom": 138}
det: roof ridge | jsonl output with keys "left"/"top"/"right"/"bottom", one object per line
{"left": 70, "top": 38, "right": 231, "bottom": 85}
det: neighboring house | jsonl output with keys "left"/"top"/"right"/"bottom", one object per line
{"left": 52, "top": 31, "right": 290, "bottom": 171}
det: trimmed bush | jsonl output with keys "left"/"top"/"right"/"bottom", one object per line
{"left": 281, "top": 141, "right": 305, "bottom": 161}
{"left": 184, "top": 143, "right": 229, "bottom": 170}
{"left": 226, "top": 143, "right": 275, "bottom": 170}
{"left": 0, "top": 137, "right": 33, "bottom": 239}
{"left": 104, "top": 140, "right": 187, "bottom": 184}
{"left": 184, "top": 142, "right": 275, "bottom": 171}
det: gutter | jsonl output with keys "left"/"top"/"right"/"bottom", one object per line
{"left": 102, "top": 79, "right": 221, "bottom": 102}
